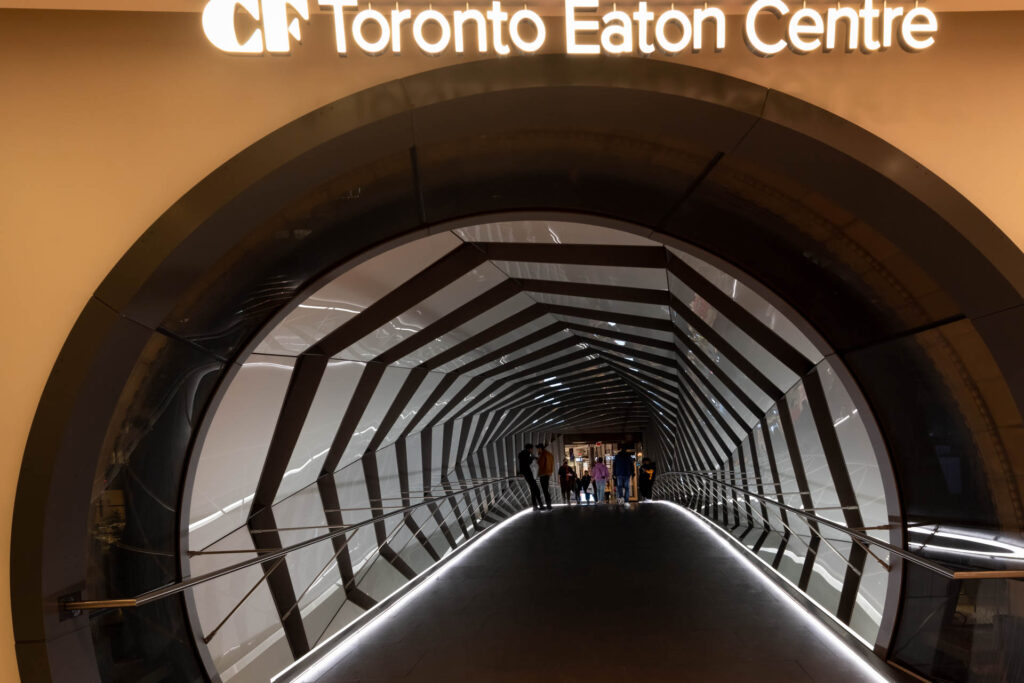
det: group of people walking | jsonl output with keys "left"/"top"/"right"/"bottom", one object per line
{"left": 517, "top": 443, "right": 657, "bottom": 511}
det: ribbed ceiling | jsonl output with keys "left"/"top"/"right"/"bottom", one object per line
{"left": 185, "top": 219, "right": 882, "bottom": 678}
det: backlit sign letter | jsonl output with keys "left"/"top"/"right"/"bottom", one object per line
{"left": 262, "top": 0, "right": 309, "bottom": 53}
{"left": 901, "top": 6, "right": 938, "bottom": 51}
{"left": 509, "top": 8, "right": 546, "bottom": 52}
{"left": 202, "top": 0, "right": 263, "bottom": 53}
{"left": 565, "top": 0, "right": 600, "bottom": 55}
{"left": 745, "top": 0, "right": 788, "bottom": 57}
{"left": 199, "top": 0, "right": 939, "bottom": 58}
{"left": 319, "top": 0, "right": 357, "bottom": 53}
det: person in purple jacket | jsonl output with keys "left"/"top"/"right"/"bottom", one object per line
{"left": 591, "top": 457, "right": 609, "bottom": 504}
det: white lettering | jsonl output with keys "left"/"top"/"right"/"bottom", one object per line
{"left": 745, "top": 0, "right": 788, "bottom": 57}
{"left": 882, "top": 5, "right": 904, "bottom": 48}
{"left": 352, "top": 7, "right": 390, "bottom": 53}
{"left": 509, "top": 8, "right": 546, "bottom": 52}
{"left": 202, "top": 0, "right": 263, "bottom": 54}
{"left": 632, "top": 2, "right": 655, "bottom": 55}
{"left": 454, "top": 8, "right": 488, "bottom": 53}
{"left": 319, "top": 0, "right": 357, "bottom": 54}
{"left": 655, "top": 9, "right": 692, "bottom": 54}
{"left": 900, "top": 7, "right": 938, "bottom": 51}
{"left": 859, "top": 0, "right": 881, "bottom": 51}
{"left": 198, "top": 0, "right": 938, "bottom": 57}
{"left": 413, "top": 9, "right": 452, "bottom": 54}
{"left": 390, "top": 8, "right": 412, "bottom": 52}
{"left": 262, "top": 0, "right": 309, "bottom": 53}
{"left": 788, "top": 7, "right": 823, "bottom": 54}
{"left": 565, "top": 0, "right": 599, "bottom": 55}
{"left": 487, "top": 1, "right": 511, "bottom": 55}
{"left": 600, "top": 9, "right": 632, "bottom": 54}
{"left": 693, "top": 7, "right": 725, "bottom": 52}
{"left": 825, "top": 6, "right": 858, "bottom": 52}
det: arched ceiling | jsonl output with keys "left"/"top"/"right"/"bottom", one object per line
{"left": 189, "top": 219, "right": 829, "bottom": 539}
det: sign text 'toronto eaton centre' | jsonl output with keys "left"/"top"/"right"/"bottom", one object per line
{"left": 202, "top": 0, "right": 939, "bottom": 57}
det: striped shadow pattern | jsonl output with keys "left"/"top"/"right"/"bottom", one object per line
{"left": 184, "top": 220, "right": 897, "bottom": 680}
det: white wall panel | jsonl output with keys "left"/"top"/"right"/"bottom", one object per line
{"left": 454, "top": 220, "right": 659, "bottom": 246}
{"left": 396, "top": 294, "right": 537, "bottom": 370}
{"left": 490, "top": 261, "right": 666, "bottom": 290}
{"left": 336, "top": 263, "right": 512, "bottom": 363}
{"left": 340, "top": 366, "right": 415, "bottom": 468}
{"left": 670, "top": 246, "right": 824, "bottom": 364}
{"left": 256, "top": 232, "right": 463, "bottom": 356}
{"left": 189, "top": 355, "right": 295, "bottom": 550}
{"left": 817, "top": 361, "right": 890, "bottom": 534}
{"left": 190, "top": 533, "right": 291, "bottom": 682}
{"left": 276, "top": 359, "right": 366, "bottom": 503}
{"left": 669, "top": 273, "right": 798, "bottom": 393}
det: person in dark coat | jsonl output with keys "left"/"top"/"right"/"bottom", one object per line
{"left": 638, "top": 457, "right": 657, "bottom": 502}
{"left": 518, "top": 444, "right": 543, "bottom": 510}
{"left": 612, "top": 445, "right": 634, "bottom": 504}
{"left": 536, "top": 443, "right": 554, "bottom": 509}
{"left": 558, "top": 459, "right": 579, "bottom": 505}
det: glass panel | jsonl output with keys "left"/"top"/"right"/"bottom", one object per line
{"left": 190, "top": 532, "right": 292, "bottom": 682}
{"left": 891, "top": 565, "right": 1024, "bottom": 682}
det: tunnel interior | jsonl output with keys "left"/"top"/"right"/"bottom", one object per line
{"left": 12, "top": 57, "right": 1024, "bottom": 683}
{"left": 185, "top": 219, "right": 897, "bottom": 680}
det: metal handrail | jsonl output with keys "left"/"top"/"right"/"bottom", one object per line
{"left": 655, "top": 471, "right": 1024, "bottom": 581}
{"left": 63, "top": 477, "right": 521, "bottom": 612}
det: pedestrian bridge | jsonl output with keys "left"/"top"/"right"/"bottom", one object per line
{"left": 13, "top": 52, "right": 1024, "bottom": 682}
{"left": 31, "top": 218, "right": 1024, "bottom": 683}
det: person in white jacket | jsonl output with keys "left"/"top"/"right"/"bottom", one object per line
{"left": 591, "top": 458, "right": 609, "bottom": 504}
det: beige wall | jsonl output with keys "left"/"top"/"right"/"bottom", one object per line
{"left": 2, "top": 8, "right": 1023, "bottom": 679}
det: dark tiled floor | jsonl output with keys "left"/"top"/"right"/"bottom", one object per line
{"left": 311, "top": 504, "right": 899, "bottom": 682}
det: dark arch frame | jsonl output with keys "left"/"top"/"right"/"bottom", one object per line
{"left": 13, "top": 55, "right": 1024, "bottom": 682}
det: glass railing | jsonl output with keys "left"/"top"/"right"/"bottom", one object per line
{"left": 653, "top": 471, "right": 1024, "bottom": 683}
{"left": 66, "top": 476, "right": 535, "bottom": 682}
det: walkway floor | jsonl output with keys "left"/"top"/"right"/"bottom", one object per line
{"left": 308, "top": 503, "right": 901, "bottom": 682}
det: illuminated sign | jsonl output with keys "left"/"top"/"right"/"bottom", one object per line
{"left": 202, "top": 0, "right": 938, "bottom": 56}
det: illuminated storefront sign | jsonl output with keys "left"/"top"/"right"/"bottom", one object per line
{"left": 202, "top": 0, "right": 938, "bottom": 56}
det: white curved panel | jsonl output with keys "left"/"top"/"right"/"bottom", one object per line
{"left": 334, "top": 262, "right": 512, "bottom": 363}
{"left": 255, "top": 232, "right": 463, "bottom": 356}
{"left": 670, "top": 246, "right": 824, "bottom": 364}
{"left": 491, "top": 261, "right": 666, "bottom": 290}
{"left": 275, "top": 359, "right": 366, "bottom": 503}
{"left": 379, "top": 370, "right": 447, "bottom": 446}
{"left": 527, "top": 290, "right": 671, "bottom": 321}
{"left": 817, "top": 361, "right": 889, "bottom": 534}
{"left": 189, "top": 355, "right": 295, "bottom": 550}
{"left": 669, "top": 273, "right": 799, "bottom": 393}
{"left": 454, "top": 220, "right": 659, "bottom": 246}
{"left": 388, "top": 293, "right": 537, "bottom": 369}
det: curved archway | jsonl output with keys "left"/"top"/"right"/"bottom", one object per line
{"left": 12, "top": 55, "right": 1024, "bottom": 682}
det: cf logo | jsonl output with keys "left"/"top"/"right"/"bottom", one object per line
{"left": 202, "top": 0, "right": 311, "bottom": 53}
